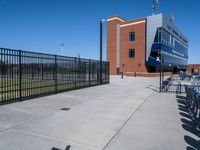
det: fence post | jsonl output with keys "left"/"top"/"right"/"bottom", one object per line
{"left": 41, "top": 63, "right": 43, "bottom": 80}
{"left": 159, "top": 60, "right": 162, "bottom": 93}
{"left": 19, "top": 50, "right": 22, "bottom": 101}
{"left": 89, "top": 60, "right": 91, "bottom": 86}
{"left": 74, "top": 57, "right": 78, "bottom": 88}
{"left": 55, "top": 55, "right": 57, "bottom": 93}
{"left": 78, "top": 57, "right": 81, "bottom": 87}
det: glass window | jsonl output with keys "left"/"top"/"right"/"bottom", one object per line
{"left": 175, "top": 40, "right": 187, "bottom": 57}
{"left": 162, "top": 29, "right": 170, "bottom": 44}
{"left": 154, "top": 30, "right": 159, "bottom": 43}
{"left": 150, "top": 51, "right": 159, "bottom": 58}
{"left": 129, "top": 32, "right": 135, "bottom": 41}
{"left": 154, "top": 28, "right": 162, "bottom": 43}
{"left": 129, "top": 49, "right": 135, "bottom": 58}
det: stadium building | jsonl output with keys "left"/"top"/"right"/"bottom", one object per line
{"left": 106, "top": 13, "right": 189, "bottom": 76}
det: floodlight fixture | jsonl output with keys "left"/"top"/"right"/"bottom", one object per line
{"left": 152, "top": 0, "right": 160, "bottom": 15}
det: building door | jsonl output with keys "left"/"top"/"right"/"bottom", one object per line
{"left": 191, "top": 68, "right": 194, "bottom": 73}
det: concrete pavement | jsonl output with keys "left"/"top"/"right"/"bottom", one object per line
{"left": 0, "top": 76, "right": 198, "bottom": 150}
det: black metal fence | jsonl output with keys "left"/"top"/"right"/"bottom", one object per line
{"left": 162, "top": 84, "right": 200, "bottom": 94}
{"left": 0, "top": 48, "right": 109, "bottom": 104}
{"left": 161, "top": 83, "right": 187, "bottom": 94}
{"left": 161, "top": 75, "right": 200, "bottom": 94}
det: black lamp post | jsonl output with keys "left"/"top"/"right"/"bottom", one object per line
{"left": 156, "top": 50, "right": 162, "bottom": 93}
{"left": 100, "top": 19, "right": 105, "bottom": 85}
{"left": 160, "top": 59, "right": 162, "bottom": 92}
{"left": 169, "top": 64, "right": 172, "bottom": 78}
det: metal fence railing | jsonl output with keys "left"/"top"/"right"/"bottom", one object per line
{"left": 0, "top": 48, "right": 110, "bottom": 104}
{"left": 160, "top": 74, "right": 200, "bottom": 94}
{"left": 161, "top": 84, "right": 187, "bottom": 94}
{"left": 184, "top": 85, "right": 200, "bottom": 129}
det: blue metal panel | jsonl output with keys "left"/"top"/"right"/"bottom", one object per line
{"left": 146, "top": 43, "right": 188, "bottom": 67}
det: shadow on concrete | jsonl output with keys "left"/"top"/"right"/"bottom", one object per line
{"left": 176, "top": 95, "right": 186, "bottom": 100}
{"left": 176, "top": 94, "right": 200, "bottom": 150}
{"left": 145, "top": 86, "right": 159, "bottom": 92}
{"left": 181, "top": 118, "right": 196, "bottom": 128}
{"left": 182, "top": 123, "right": 199, "bottom": 138}
{"left": 184, "top": 136, "right": 200, "bottom": 150}
{"left": 180, "top": 112, "right": 194, "bottom": 121}
{"left": 177, "top": 98, "right": 187, "bottom": 106}
{"left": 148, "top": 85, "right": 158, "bottom": 88}
{"left": 51, "top": 145, "right": 71, "bottom": 150}
{"left": 186, "top": 146, "right": 196, "bottom": 150}
{"left": 179, "top": 106, "right": 190, "bottom": 114}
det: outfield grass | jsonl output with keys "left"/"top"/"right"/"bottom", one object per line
{"left": 0, "top": 78, "right": 93, "bottom": 102}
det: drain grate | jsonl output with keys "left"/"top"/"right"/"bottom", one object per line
{"left": 60, "top": 107, "right": 71, "bottom": 111}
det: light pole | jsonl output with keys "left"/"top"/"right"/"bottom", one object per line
{"left": 61, "top": 43, "right": 64, "bottom": 56}
{"left": 156, "top": 50, "right": 162, "bottom": 93}
{"left": 169, "top": 64, "right": 172, "bottom": 78}
{"left": 100, "top": 19, "right": 106, "bottom": 85}
{"left": 162, "top": 57, "right": 164, "bottom": 84}
{"left": 152, "top": 0, "right": 159, "bottom": 15}
{"left": 160, "top": 59, "right": 162, "bottom": 92}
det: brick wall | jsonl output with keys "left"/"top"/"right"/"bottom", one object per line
{"left": 107, "top": 16, "right": 148, "bottom": 75}
{"left": 106, "top": 17, "right": 124, "bottom": 75}
{"left": 187, "top": 64, "right": 200, "bottom": 73}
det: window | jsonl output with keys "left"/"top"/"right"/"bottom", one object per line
{"left": 129, "top": 49, "right": 135, "bottom": 58}
{"left": 129, "top": 32, "right": 135, "bottom": 41}
{"left": 150, "top": 51, "right": 159, "bottom": 59}
{"left": 162, "top": 29, "right": 170, "bottom": 44}
{"left": 154, "top": 28, "right": 162, "bottom": 43}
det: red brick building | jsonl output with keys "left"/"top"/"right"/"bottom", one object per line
{"left": 187, "top": 64, "right": 200, "bottom": 73}
{"left": 106, "top": 14, "right": 189, "bottom": 76}
{"left": 107, "top": 16, "right": 147, "bottom": 76}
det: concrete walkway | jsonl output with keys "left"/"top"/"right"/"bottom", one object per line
{"left": 0, "top": 76, "right": 198, "bottom": 150}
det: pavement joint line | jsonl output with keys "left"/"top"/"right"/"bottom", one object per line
{"left": 102, "top": 91, "right": 154, "bottom": 150}
{"left": 0, "top": 78, "right": 159, "bottom": 150}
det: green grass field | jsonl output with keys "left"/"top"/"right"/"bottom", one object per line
{"left": 0, "top": 78, "right": 92, "bottom": 102}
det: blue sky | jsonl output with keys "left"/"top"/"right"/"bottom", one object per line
{"left": 0, "top": 0, "right": 199, "bottom": 63}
